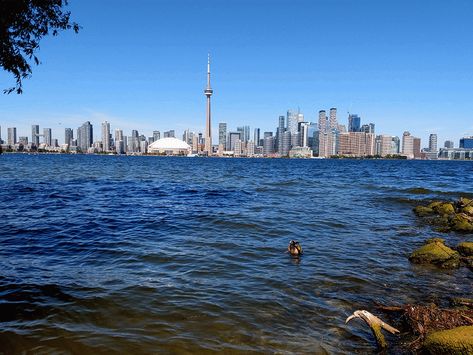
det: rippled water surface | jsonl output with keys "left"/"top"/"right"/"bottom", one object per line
{"left": 1, "top": 155, "right": 472, "bottom": 354}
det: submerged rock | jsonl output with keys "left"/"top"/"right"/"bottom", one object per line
{"left": 409, "top": 238, "right": 460, "bottom": 268}
{"left": 423, "top": 326, "right": 473, "bottom": 354}
{"left": 457, "top": 242, "right": 473, "bottom": 257}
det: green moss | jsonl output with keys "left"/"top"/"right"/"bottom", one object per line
{"left": 414, "top": 206, "right": 435, "bottom": 217}
{"left": 409, "top": 239, "right": 460, "bottom": 268}
{"left": 450, "top": 215, "right": 473, "bottom": 232}
{"left": 425, "top": 237, "right": 445, "bottom": 244}
{"left": 423, "top": 326, "right": 473, "bottom": 354}
{"left": 427, "top": 201, "right": 443, "bottom": 209}
{"left": 434, "top": 203, "right": 455, "bottom": 215}
{"left": 463, "top": 205, "right": 473, "bottom": 216}
{"left": 457, "top": 242, "right": 473, "bottom": 257}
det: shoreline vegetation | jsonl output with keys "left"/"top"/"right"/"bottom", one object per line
{"left": 347, "top": 197, "right": 473, "bottom": 352}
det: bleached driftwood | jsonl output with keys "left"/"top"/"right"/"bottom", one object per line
{"left": 346, "top": 310, "right": 400, "bottom": 348}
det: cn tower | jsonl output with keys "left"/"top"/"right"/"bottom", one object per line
{"left": 204, "top": 53, "right": 213, "bottom": 155}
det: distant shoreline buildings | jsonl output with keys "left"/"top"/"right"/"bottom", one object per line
{"left": 1, "top": 56, "right": 473, "bottom": 160}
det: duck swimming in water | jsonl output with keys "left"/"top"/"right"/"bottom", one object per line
{"left": 288, "top": 240, "right": 303, "bottom": 257}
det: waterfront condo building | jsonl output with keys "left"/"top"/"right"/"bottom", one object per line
{"left": 337, "top": 132, "right": 375, "bottom": 156}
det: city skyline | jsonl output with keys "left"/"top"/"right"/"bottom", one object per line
{"left": 1, "top": 1, "right": 473, "bottom": 146}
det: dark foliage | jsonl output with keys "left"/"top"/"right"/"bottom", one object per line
{"left": 0, "top": 0, "right": 79, "bottom": 94}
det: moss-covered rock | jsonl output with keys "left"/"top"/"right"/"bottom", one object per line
{"left": 450, "top": 215, "right": 473, "bottom": 232}
{"left": 434, "top": 202, "right": 455, "bottom": 215}
{"left": 414, "top": 198, "right": 473, "bottom": 234}
{"left": 409, "top": 239, "right": 460, "bottom": 268}
{"left": 414, "top": 206, "right": 435, "bottom": 217}
{"left": 423, "top": 326, "right": 473, "bottom": 354}
{"left": 427, "top": 201, "right": 443, "bottom": 209}
{"left": 458, "top": 197, "right": 473, "bottom": 208}
{"left": 457, "top": 242, "right": 473, "bottom": 257}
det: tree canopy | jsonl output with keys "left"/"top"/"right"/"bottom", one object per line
{"left": 0, "top": 0, "right": 79, "bottom": 94}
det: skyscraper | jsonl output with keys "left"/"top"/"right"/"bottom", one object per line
{"left": 164, "top": 130, "right": 175, "bottom": 138}
{"left": 429, "top": 134, "right": 438, "bottom": 152}
{"left": 31, "top": 125, "right": 40, "bottom": 146}
{"left": 7, "top": 127, "right": 17, "bottom": 145}
{"left": 227, "top": 132, "right": 241, "bottom": 151}
{"left": 65, "top": 128, "right": 73, "bottom": 146}
{"left": 263, "top": 135, "right": 274, "bottom": 156}
{"left": 318, "top": 110, "right": 327, "bottom": 131}
{"left": 77, "top": 121, "right": 93, "bottom": 152}
{"left": 299, "top": 122, "right": 310, "bottom": 147}
{"left": 348, "top": 114, "right": 361, "bottom": 132}
{"left": 43, "top": 128, "right": 52, "bottom": 146}
{"left": 402, "top": 131, "right": 414, "bottom": 158}
{"left": 281, "top": 130, "right": 291, "bottom": 156}
{"left": 102, "top": 121, "right": 111, "bottom": 152}
{"left": 204, "top": 54, "right": 213, "bottom": 155}
{"left": 243, "top": 125, "right": 250, "bottom": 143}
{"left": 115, "top": 129, "right": 123, "bottom": 142}
{"left": 218, "top": 123, "right": 227, "bottom": 150}
{"left": 153, "top": 131, "right": 160, "bottom": 141}
{"left": 329, "top": 108, "right": 337, "bottom": 129}
{"left": 277, "top": 115, "right": 285, "bottom": 153}
{"left": 253, "top": 128, "right": 260, "bottom": 146}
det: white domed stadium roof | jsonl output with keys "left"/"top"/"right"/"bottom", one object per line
{"left": 148, "top": 137, "right": 190, "bottom": 150}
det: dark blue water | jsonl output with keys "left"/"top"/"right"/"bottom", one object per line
{"left": 1, "top": 155, "right": 472, "bottom": 354}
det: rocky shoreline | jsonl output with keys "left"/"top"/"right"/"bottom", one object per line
{"left": 346, "top": 197, "right": 473, "bottom": 353}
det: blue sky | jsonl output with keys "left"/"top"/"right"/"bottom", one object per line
{"left": 1, "top": 0, "right": 473, "bottom": 146}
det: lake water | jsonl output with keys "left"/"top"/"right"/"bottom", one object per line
{"left": 0, "top": 155, "right": 472, "bottom": 354}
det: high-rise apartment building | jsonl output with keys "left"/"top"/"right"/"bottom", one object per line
{"left": 277, "top": 115, "right": 285, "bottom": 153}
{"left": 401, "top": 131, "right": 414, "bottom": 158}
{"left": 164, "top": 130, "right": 175, "bottom": 138}
{"left": 101, "top": 121, "right": 111, "bottom": 152}
{"left": 115, "top": 129, "right": 123, "bottom": 143}
{"left": 31, "top": 125, "right": 40, "bottom": 146}
{"left": 287, "top": 110, "right": 303, "bottom": 134}
{"left": 413, "top": 137, "right": 421, "bottom": 159}
{"left": 227, "top": 132, "right": 241, "bottom": 151}
{"left": 43, "top": 128, "right": 52, "bottom": 146}
{"left": 7, "top": 127, "right": 17, "bottom": 145}
{"left": 65, "top": 128, "right": 73, "bottom": 146}
{"left": 361, "top": 123, "right": 375, "bottom": 134}
{"left": 218, "top": 123, "right": 227, "bottom": 150}
{"left": 281, "top": 130, "right": 291, "bottom": 156}
{"left": 263, "top": 135, "right": 274, "bottom": 156}
{"left": 337, "top": 132, "right": 375, "bottom": 156}
{"left": 77, "top": 121, "right": 93, "bottom": 151}
{"left": 428, "top": 134, "right": 438, "bottom": 152}
{"left": 377, "top": 135, "right": 396, "bottom": 156}
{"left": 329, "top": 108, "right": 337, "bottom": 129}
{"left": 318, "top": 108, "right": 338, "bottom": 157}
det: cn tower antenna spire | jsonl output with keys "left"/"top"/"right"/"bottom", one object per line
{"left": 207, "top": 53, "right": 211, "bottom": 88}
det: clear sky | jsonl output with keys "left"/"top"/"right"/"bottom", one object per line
{"left": 1, "top": 0, "right": 473, "bottom": 146}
